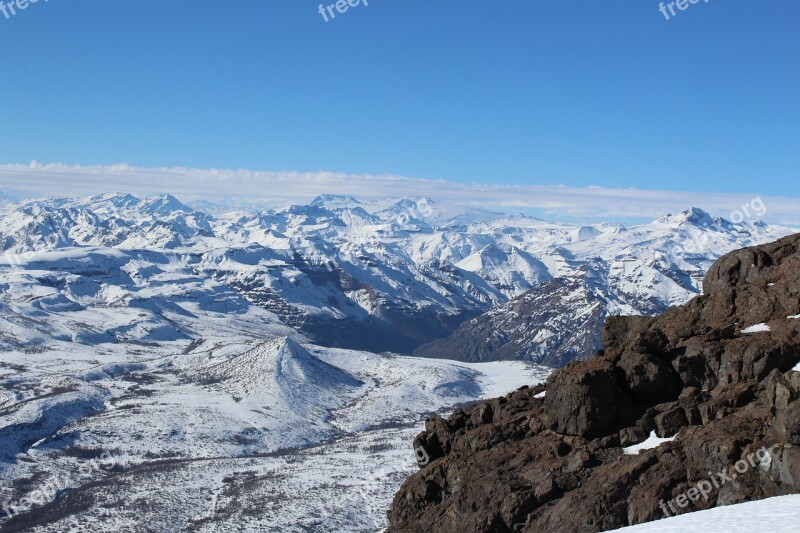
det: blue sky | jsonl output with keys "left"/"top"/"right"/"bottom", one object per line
{"left": 0, "top": 0, "right": 798, "bottom": 213}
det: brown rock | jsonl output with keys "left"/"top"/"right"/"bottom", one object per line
{"left": 543, "top": 358, "right": 617, "bottom": 438}
{"left": 655, "top": 407, "right": 688, "bottom": 438}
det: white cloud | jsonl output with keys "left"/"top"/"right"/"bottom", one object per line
{"left": 1, "top": 161, "right": 799, "bottom": 224}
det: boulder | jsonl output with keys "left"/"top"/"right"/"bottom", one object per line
{"left": 543, "top": 358, "right": 617, "bottom": 438}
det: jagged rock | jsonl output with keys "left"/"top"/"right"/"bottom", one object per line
{"left": 761, "top": 444, "right": 800, "bottom": 486}
{"left": 413, "top": 432, "right": 445, "bottom": 467}
{"left": 619, "top": 426, "right": 648, "bottom": 447}
{"left": 633, "top": 328, "right": 670, "bottom": 356}
{"left": 388, "top": 233, "right": 800, "bottom": 533}
{"left": 780, "top": 402, "right": 800, "bottom": 445}
{"left": 655, "top": 407, "right": 688, "bottom": 438}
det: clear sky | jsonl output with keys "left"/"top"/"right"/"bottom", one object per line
{"left": 0, "top": 0, "right": 798, "bottom": 200}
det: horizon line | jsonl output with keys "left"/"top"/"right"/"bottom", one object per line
{"left": 1, "top": 161, "right": 799, "bottom": 225}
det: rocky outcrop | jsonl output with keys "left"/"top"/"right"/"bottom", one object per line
{"left": 388, "top": 233, "right": 800, "bottom": 532}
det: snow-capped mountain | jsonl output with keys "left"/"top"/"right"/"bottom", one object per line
{"left": 415, "top": 207, "right": 800, "bottom": 365}
{"left": 415, "top": 275, "right": 606, "bottom": 366}
{"left": 0, "top": 193, "right": 793, "bottom": 362}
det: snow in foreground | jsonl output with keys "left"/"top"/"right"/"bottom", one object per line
{"left": 0, "top": 337, "right": 549, "bottom": 532}
{"left": 612, "top": 495, "right": 800, "bottom": 532}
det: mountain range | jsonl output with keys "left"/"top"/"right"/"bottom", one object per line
{"left": 0, "top": 193, "right": 794, "bottom": 365}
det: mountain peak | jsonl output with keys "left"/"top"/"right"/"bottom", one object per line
{"left": 310, "top": 195, "right": 362, "bottom": 209}
{"left": 140, "top": 194, "right": 193, "bottom": 215}
{"left": 656, "top": 207, "right": 715, "bottom": 227}
{"left": 681, "top": 207, "right": 714, "bottom": 224}
{"left": 87, "top": 192, "right": 141, "bottom": 206}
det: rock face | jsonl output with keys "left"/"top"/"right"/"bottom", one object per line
{"left": 388, "top": 233, "right": 800, "bottom": 533}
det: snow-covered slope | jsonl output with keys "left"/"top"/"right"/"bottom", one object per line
{"left": 416, "top": 275, "right": 606, "bottom": 366}
{"left": 0, "top": 332, "right": 549, "bottom": 531}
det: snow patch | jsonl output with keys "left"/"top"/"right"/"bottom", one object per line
{"left": 623, "top": 431, "right": 675, "bottom": 455}
{"left": 741, "top": 323, "right": 771, "bottom": 334}
{"left": 612, "top": 495, "right": 800, "bottom": 531}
